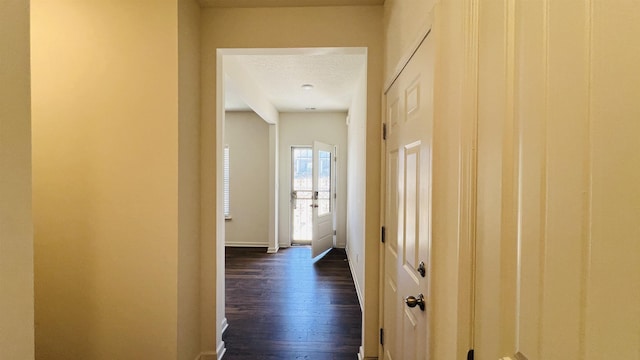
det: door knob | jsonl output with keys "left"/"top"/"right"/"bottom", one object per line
{"left": 404, "top": 293, "right": 425, "bottom": 311}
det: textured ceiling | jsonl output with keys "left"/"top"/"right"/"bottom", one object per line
{"left": 225, "top": 53, "right": 367, "bottom": 112}
{"left": 200, "top": 0, "right": 384, "bottom": 8}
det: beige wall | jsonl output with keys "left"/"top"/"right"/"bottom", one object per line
{"left": 0, "top": 0, "right": 34, "bottom": 359}
{"left": 383, "top": 0, "right": 436, "bottom": 82}
{"left": 225, "top": 112, "right": 270, "bottom": 247}
{"left": 587, "top": 3, "right": 640, "bottom": 356}
{"left": 31, "top": 1, "right": 184, "bottom": 358}
{"left": 278, "top": 112, "right": 348, "bottom": 248}
{"left": 430, "top": 2, "right": 476, "bottom": 359}
{"left": 471, "top": 1, "right": 640, "bottom": 359}
{"left": 200, "top": 5, "right": 383, "bottom": 357}
{"left": 178, "top": 0, "right": 202, "bottom": 359}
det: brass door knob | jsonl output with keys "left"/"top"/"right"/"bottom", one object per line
{"left": 404, "top": 293, "right": 425, "bottom": 311}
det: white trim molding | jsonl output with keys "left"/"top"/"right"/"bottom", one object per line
{"left": 224, "top": 242, "right": 268, "bottom": 248}
{"left": 383, "top": 10, "right": 434, "bottom": 94}
{"left": 358, "top": 346, "right": 377, "bottom": 360}
{"left": 220, "top": 317, "right": 229, "bottom": 334}
{"left": 347, "top": 250, "right": 364, "bottom": 311}
{"left": 216, "top": 341, "right": 226, "bottom": 360}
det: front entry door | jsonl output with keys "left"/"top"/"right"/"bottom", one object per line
{"left": 383, "top": 32, "right": 434, "bottom": 359}
{"left": 311, "top": 141, "right": 334, "bottom": 258}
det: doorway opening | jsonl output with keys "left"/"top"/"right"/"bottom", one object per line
{"left": 217, "top": 46, "right": 369, "bottom": 357}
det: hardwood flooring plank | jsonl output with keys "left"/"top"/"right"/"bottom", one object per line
{"left": 223, "top": 246, "right": 361, "bottom": 360}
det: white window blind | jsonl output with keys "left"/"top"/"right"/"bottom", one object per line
{"left": 223, "top": 145, "right": 230, "bottom": 217}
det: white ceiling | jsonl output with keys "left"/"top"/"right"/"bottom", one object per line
{"left": 200, "top": 0, "right": 384, "bottom": 8}
{"left": 224, "top": 52, "right": 367, "bottom": 113}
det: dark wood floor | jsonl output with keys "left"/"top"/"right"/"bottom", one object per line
{"left": 223, "top": 246, "right": 362, "bottom": 360}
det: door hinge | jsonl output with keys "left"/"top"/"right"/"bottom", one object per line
{"left": 382, "top": 123, "right": 387, "bottom": 140}
{"left": 381, "top": 226, "right": 386, "bottom": 243}
{"left": 334, "top": 230, "right": 337, "bottom": 236}
{"left": 467, "top": 349, "right": 474, "bottom": 360}
{"left": 380, "top": 328, "right": 384, "bottom": 346}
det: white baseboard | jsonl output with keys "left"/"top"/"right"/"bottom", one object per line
{"left": 267, "top": 246, "right": 279, "bottom": 253}
{"left": 220, "top": 317, "right": 229, "bottom": 334}
{"left": 224, "top": 242, "right": 268, "bottom": 247}
{"left": 216, "top": 341, "right": 226, "bottom": 360}
{"left": 347, "top": 251, "right": 364, "bottom": 311}
{"left": 358, "top": 346, "right": 377, "bottom": 360}
{"left": 193, "top": 340, "right": 226, "bottom": 360}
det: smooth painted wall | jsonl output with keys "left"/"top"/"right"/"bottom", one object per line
{"left": 225, "top": 112, "right": 270, "bottom": 247}
{"left": 178, "top": 0, "right": 202, "bottom": 359}
{"left": 200, "top": 6, "right": 383, "bottom": 356}
{"left": 0, "top": 0, "right": 34, "bottom": 358}
{"left": 474, "top": 1, "right": 640, "bottom": 359}
{"left": 429, "top": 2, "right": 477, "bottom": 359}
{"left": 31, "top": 1, "right": 183, "bottom": 358}
{"left": 346, "top": 69, "right": 367, "bottom": 308}
{"left": 383, "top": 0, "right": 437, "bottom": 82}
{"left": 278, "top": 112, "right": 348, "bottom": 249}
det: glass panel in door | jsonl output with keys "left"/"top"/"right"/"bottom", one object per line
{"left": 291, "top": 147, "right": 313, "bottom": 242}
{"left": 317, "top": 149, "right": 332, "bottom": 216}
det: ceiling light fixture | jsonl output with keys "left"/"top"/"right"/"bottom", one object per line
{"left": 301, "top": 84, "right": 314, "bottom": 90}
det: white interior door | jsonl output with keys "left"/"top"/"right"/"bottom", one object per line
{"left": 311, "top": 140, "right": 334, "bottom": 258}
{"left": 383, "top": 32, "right": 434, "bottom": 360}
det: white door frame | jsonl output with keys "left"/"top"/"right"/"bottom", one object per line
{"left": 216, "top": 47, "right": 370, "bottom": 357}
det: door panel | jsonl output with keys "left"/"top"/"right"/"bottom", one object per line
{"left": 403, "top": 144, "right": 420, "bottom": 272}
{"left": 312, "top": 141, "right": 334, "bottom": 258}
{"left": 383, "top": 31, "right": 434, "bottom": 360}
{"left": 403, "top": 309, "right": 417, "bottom": 359}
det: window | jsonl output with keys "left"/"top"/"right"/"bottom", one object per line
{"left": 291, "top": 147, "right": 313, "bottom": 241}
{"left": 224, "top": 145, "right": 230, "bottom": 218}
